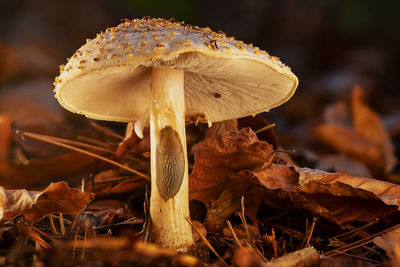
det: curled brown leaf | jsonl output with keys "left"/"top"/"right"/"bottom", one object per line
{"left": 0, "top": 181, "right": 94, "bottom": 222}
{"left": 190, "top": 128, "right": 274, "bottom": 204}
{"left": 233, "top": 164, "right": 400, "bottom": 225}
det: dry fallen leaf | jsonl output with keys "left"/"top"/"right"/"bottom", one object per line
{"left": 314, "top": 86, "right": 397, "bottom": 174}
{"left": 191, "top": 128, "right": 400, "bottom": 226}
{"left": 233, "top": 164, "right": 400, "bottom": 225}
{"left": 116, "top": 123, "right": 150, "bottom": 157}
{"left": 0, "top": 181, "right": 94, "bottom": 222}
{"left": 315, "top": 154, "right": 373, "bottom": 178}
{"left": 351, "top": 86, "right": 397, "bottom": 173}
{"left": 373, "top": 227, "right": 400, "bottom": 261}
{"left": 84, "top": 169, "right": 148, "bottom": 197}
{"left": 204, "top": 119, "right": 238, "bottom": 140}
{"left": 0, "top": 151, "right": 105, "bottom": 188}
{"left": 238, "top": 115, "right": 279, "bottom": 149}
{"left": 190, "top": 128, "right": 274, "bottom": 204}
{"left": 205, "top": 189, "right": 240, "bottom": 229}
{"left": 0, "top": 114, "right": 12, "bottom": 159}
{"left": 80, "top": 199, "right": 125, "bottom": 227}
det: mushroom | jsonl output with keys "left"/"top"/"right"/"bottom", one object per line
{"left": 54, "top": 17, "right": 298, "bottom": 249}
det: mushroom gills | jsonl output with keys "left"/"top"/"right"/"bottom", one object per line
{"left": 156, "top": 126, "right": 185, "bottom": 200}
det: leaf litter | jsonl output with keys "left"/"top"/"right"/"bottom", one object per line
{"left": 0, "top": 83, "right": 399, "bottom": 266}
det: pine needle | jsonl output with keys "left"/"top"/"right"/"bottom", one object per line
{"left": 16, "top": 130, "right": 150, "bottom": 180}
{"left": 185, "top": 217, "right": 228, "bottom": 267}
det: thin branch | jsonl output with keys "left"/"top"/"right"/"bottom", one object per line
{"left": 333, "top": 219, "right": 378, "bottom": 241}
{"left": 305, "top": 217, "right": 317, "bottom": 247}
{"left": 324, "top": 223, "right": 400, "bottom": 256}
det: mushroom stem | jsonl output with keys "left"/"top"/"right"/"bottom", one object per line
{"left": 149, "top": 67, "right": 194, "bottom": 249}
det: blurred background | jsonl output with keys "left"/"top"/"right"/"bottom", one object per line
{"left": 1, "top": 0, "right": 400, "bottom": 186}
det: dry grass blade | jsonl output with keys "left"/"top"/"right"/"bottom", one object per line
{"left": 185, "top": 217, "right": 228, "bottom": 267}
{"left": 226, "top": 220, "right": 242, "bottom": 247}
{"left": 48, "top": 215, "right": 58, "bottom": 235}
{"left": 17, "top": 130, "right": 150, "bottom": 180}
{"left": 59, "top": 213, "right": 66, "bottom": 236}
{"left": 305, "top": 217, "right": 317, "bottom": 247}
{"left": 237, "top": 197, "right": 268, "bottom": 262}
{"left": 255, "top": 123, "right": 276, "bottom": 134}
{"left": 300, "top": 217, "right": 317, "bottom": 247}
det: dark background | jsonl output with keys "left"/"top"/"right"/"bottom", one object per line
{"left": 1, "top": 0, "right": 400, "bottom": 151}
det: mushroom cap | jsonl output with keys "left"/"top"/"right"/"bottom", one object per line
{"left": 54, "top": 18, "right": 298, "bottom": 124}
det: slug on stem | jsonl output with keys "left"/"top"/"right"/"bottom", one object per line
{"left": 156, "top": 126, "right": 185, "bottom": 200}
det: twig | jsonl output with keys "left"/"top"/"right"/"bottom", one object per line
{"left": 226, "top": 220, "right": 242, "bottom": 247}
{"left": 305, "top": 217, "right": 317, "bottom": 247}
{"left": 17, "top": 130, "right": 150, "bottom": 180}
{"left": 237, "top": 197, "right": 268, "bottom": 262}
{"left": 48, "top": 215, "right": 58, "bottom": 235}
{"left": 265, "top": 247, "right": 320, "bottom": 267}
{"left": 255, "top": 123, "right": 276, "bottom": 134}
{"left": 239, "top": 197, "right": 252, "bottom": 244}
{"left": 324, "top": 223, "right": 400, "bottom": 256}
{"left": 185, "top": 217, "right": 228, "bottom": 267}
{"left": 59, "top": 213, "right": 66, "bottom": 236}
{"left": 91, "top": 122, "right": 124, "bottom": 140}
{"left": 333, "top": 219, "right": 378, "bottom": 241}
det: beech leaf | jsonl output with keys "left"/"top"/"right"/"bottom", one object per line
{"left": 0, "top": 181, "right": 94, "bottom": 222}
{"left": 190, "top": 127, "right": 400, "bottom": 226}
{"left": 189, "top": 128, "right": 273, "bottom": 204}
{"left": 314, "top": 86, "right": 397, "bottom": 173}
{"left": 233, "top": 164, "right": 400, "bottom": 225}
